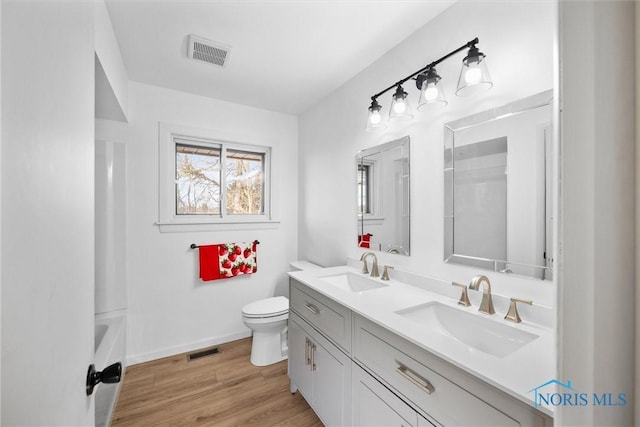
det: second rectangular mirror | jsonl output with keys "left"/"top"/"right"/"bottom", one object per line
{"left": 357, "top": 136, "right": 410, "bottom": 255}
{"left": 444, "top": 90, "right": 553, "bottom": 279}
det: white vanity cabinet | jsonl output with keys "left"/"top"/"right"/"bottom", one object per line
{"left": 289, "top": 279, "right": 352, "bottom": 426}
{"left": 288, "top": 277, "right": 553, "bottom": 427}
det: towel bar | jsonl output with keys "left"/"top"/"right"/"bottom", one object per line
{"left": 190, "top": 240, "right": 260, "bottom": 249}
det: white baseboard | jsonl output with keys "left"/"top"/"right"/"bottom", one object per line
{"left": 126, "top": 330, "right": 252, "bottom": 366}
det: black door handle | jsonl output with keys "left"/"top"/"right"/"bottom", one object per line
{"left": 86, "top": 362, "right": 122, "bottom": 396}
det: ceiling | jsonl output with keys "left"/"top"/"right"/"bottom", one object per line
{"left": 105, "top": 0, "right": 455, "bottom": 115}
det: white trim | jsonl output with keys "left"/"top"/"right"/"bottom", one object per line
{"left": 156, "top": 220, "right": 280, "bottom": 233}
{"left": 159, "top": 122, "right": 274, "bottom": 228}
{"left": 126, "top": 330, "right": 252, "bottom": 366}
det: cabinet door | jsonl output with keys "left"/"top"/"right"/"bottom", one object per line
{"left": 353, "top": 363, "right": 419, "bottom": 427}
{"left": 288, "top": 317, "right": 313, "bottom": 400}
{"left": 312, "top": 333, "right": 352, "bottom": 427}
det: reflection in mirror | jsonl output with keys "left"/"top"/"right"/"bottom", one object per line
{"left": 357, "top": 136, "right": 410, "bottom": 255}
{"left": 444, "top": 90, "right": 553, "bottom": 279}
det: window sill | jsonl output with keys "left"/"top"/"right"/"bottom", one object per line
{"left": 360, "top": 216, "right": 385, "bottom": 226}
{"left": 155, "top": 219, "right": 281, "bottom": 233}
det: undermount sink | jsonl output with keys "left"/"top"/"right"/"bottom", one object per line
{"left": 395, "top": 302, "right": 538, "bottom": 358}
{"left": 320, "top": 272, "right": 388, "bottom": 293}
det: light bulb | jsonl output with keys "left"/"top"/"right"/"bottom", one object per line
{"left": 424, "top": 84, "right": 439, "bottom": 102}
{"left": 393, "top": 101, "right": 407, "bottom": 114}
{"left": 369, "top": 111, "right": 381, "bottom": 125}
{"left": 465, "top": 66, "right": 482, "bottom": 85}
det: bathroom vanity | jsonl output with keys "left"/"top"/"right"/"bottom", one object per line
{"left": 288, "top": 266, "right": 554, "bottom": 426}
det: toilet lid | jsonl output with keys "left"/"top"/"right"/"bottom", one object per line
{"left": 242, "top": 296, "right": 289, "bottom": 317}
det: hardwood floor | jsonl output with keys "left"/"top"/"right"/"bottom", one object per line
{"left": 112, "top": 338, "right": 323, "bottom": 426}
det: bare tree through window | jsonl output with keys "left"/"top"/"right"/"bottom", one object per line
{"left": 175, "top": 143, "right": 265, "bottom": 216}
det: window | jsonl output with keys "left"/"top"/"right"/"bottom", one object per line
{"left": 175, "top": 143, "right": 222, "bottom": 215}
{"left": 357, "top": 163, "right": 371, "bottom": 215}
{"left": 159, "top": 124, "right": 273, "bottom": 229}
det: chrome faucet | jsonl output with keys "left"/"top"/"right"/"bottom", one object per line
{"left": 468, "top": 275, "right": 495, "bottom": 315}
{"left": 359, "top": 252, "right": 380, "bottom": 278}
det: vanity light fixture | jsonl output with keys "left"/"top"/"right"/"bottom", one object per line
{"left": 365, "top": 99, "right": 387, "bottom": 131}
{"left": 365, "top": 37, "right": 492, "bottom": 131}
{"left": 455, "top": 43, "right": 493, "bottom": 96}
{"left": 388, "top": 85, "right": 413, "bottom": 121}
{"left": 417, "top": 67, "right": 447, "bottom": 110}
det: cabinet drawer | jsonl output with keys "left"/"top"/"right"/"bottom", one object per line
{"left": 353, "top": 362, "right": 426, "bottom": 427}
{"left": 290, "top": 279, "right": 352, "bottom": 352}
{"left": 354, "top": 316, "right": 518, "bottom": 427}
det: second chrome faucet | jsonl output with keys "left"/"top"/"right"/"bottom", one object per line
{"left": 468, "top": 275, "right": 495, "bottom": 315}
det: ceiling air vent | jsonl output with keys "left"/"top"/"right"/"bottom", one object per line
{"left": 187, "top": 35, "right": 231, "bottom": 67}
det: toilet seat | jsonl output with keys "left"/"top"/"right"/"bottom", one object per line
{"left": 242, "top": 296, "right": 289, "bottom": 319}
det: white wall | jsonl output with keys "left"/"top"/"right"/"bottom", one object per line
{"left": 95, "top": 0, "right": 128, "bottom": 122}
{"left": 1, "top": 1, "right": 95, "bottom": 425}
{"left": 96, "top": 81, "right": 298, "bottom": 364}
{"left": 299, "top": 1, "right": 555, "bottom": 304}
{"left": 637, "top": 3, "right": 640, "bottom": 424}
{"left": 95, "top": 140, "right": 127, "bottom": 315}
{"left": 0, "top": 0, "right": 3, "bottom": 420}
{"left": 557, "top": 1, "right": 636, "bottom": 426}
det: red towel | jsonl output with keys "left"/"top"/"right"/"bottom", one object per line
{"left": 199, "top": 242, "right": 258, "bottom": 281}
{"left": 198, "top": 245, "right": 221, "bottom": 281}
{"left": 358, "top": 234, "right": 371, "bottom": 249}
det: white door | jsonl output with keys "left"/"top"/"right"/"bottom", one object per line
{"left": 2, "top": 1, "right": 95, "bottom": 425}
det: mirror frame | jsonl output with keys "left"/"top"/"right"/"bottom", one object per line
{"left": 357, "top": 136, "right": 410, "bottom": 255}
{"left": 444, "top": 90, "right": 553, "bottom": 278}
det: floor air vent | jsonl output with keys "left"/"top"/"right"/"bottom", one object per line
{"left": 187, "top": 346, "right": 221, "bottom": 361}
{"left": 188, "top": 35, "right": 230, "bottom": 67}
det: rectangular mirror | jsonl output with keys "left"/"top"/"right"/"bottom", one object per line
{"left": 444, "top": 90, "right": 553, "bottom": 279}
{"left": 357, "top": 136, "right": 410, "bottom": 255}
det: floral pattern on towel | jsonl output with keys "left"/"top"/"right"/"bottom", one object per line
{"left": 218, "top": 242, "right": 257, "bottom": 278}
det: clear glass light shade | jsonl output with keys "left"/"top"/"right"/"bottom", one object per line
{"left": 456, "top": 55, "right": 493, "bottom": 97}
{"left": 365, "top": 100, "right": 387, "bottom": 131}
{"left": 418, "top": 76, "right": 447, "bottom": 110}
{"left": 388, "top": 86, "right": 413, "bottom": 121}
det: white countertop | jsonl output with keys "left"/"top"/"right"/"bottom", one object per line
{"left": 289, "top": 265, "right": 555, "bottom": 418}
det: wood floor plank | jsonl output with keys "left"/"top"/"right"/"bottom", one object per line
{"left": 112, "top": 338, "right": 323, "bottom": 427}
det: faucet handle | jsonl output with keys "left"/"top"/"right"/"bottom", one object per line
{"left": 504, "top": 297, "right": 533, "bottom": 323}
{"left": 451, "top": 282, "right": 471, "bottom": 307}
{"left": 381, "top": 265, "right": 394, "bottom": 281}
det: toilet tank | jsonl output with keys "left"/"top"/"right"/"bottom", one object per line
{"left": 289, "top": 260, "right": 322, "bottom": 272}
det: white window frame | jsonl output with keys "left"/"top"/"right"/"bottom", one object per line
{"left": 158, "top": 123, "right": 276, "bottom": 231}
{"left": 357, "top": 158, "right": 384, "bottom": 224}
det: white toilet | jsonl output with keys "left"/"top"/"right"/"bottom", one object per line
{"left": 242, "top": 260, "right": 321, "bottom": 366}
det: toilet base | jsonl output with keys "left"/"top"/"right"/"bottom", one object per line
{"left": 250, "top": 330, "right": 288, "bottom": 366}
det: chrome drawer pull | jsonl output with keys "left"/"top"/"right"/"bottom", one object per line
{"left": 396, "top": 362, "right": 435, "bottom": 395}
{"left": 304, "top": 303, "right": 320, "bottom": 315}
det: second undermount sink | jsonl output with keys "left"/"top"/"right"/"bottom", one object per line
{"left": 320, "top": 272, "right": 388, "bottom": 293}
{"left": 395, "top": 302, "right": 538, "bottom": 358}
